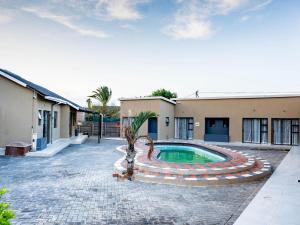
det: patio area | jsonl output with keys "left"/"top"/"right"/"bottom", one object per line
{"left": 0, "top": 138, "right": 287, "bottom": 225}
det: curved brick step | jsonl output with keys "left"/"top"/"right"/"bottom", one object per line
{"left": 135, "top": 155, "right": 256, "bottom": 175}
{"left": 114, "top": 144, "right": 272, "bottom": 186}
{"left": 134, "top": 144, "right": 258, "bottom": 175}
{"left": 133, "top": 160, "right": 272, "bottom": 186}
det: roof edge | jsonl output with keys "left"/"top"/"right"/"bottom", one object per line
{"left": 44, "top": 96, "right": 79, "bottom": 110}
{"left": 119, "top": 96, "right": 176, "bottom": 105}
{"left": 172, "top": 93, "right": 300, "bottom": 101}
{"left": 0, "top": 70, "right": 27, "bottom": 87}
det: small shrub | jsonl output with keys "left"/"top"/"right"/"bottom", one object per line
{"left": 0, "top": 188, "right": 15, "bottom": 225}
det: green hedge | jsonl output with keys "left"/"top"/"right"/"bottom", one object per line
{"left": 0, "top": 188, "right": 15, "bottom": 225}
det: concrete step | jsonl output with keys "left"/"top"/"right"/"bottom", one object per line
{"left": 134, "top": 160, "right": 272, "bottom": 186}
{"left": 114, "top": 143, "right": 272, "bottom": 186}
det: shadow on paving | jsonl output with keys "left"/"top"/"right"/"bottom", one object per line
{"left": 0, "top": 137, "right": 287, "bottom": 225}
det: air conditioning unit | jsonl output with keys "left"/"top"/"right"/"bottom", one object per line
{"left": 32, "top": 133, "right": 38, "bottom": 151}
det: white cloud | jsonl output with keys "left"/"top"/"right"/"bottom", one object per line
{"left": 164, "top": 0, "right": 246, "bottom": 40}
{"left": 240, "top": 15, "right": 250, "bottom": 21}
{"left": 249, "top": 0, "right": 272, "bottom": 11}
{"left": 22, "top": 6, "right": 108, "bottom": 38}
{"left": 164, "top": 0, "right": 273, "bottom": 40}
{"left": 95, "top": 0, "right": 148, "bottom": 20}
{"left": 49, "top": 0, "right": 148, "bottom": 21}
{"left": 164, "top": 15, "right": 213, "bottom": 40}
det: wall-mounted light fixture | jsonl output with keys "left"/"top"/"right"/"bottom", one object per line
{"left": 165, "top": 117, "right": 170, "bottom": 126}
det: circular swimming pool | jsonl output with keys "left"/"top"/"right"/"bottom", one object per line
{"left": 155, "top": 144, "right": 227, "bottom": 164}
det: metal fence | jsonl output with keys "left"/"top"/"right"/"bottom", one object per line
{"left": 80, "top": 121, "right": 120, "bottom": 137}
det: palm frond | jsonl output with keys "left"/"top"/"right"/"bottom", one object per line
{"left": 89, "top": 86, "right": 112, "bottom": 115}
{"left": 132, "top": 111, "right": 156, "bottom": 136}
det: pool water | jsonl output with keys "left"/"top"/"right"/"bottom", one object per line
{"left": 156, "top": 145, "right": 226, "bottom": 164}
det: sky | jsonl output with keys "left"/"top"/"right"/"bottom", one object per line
{"left": 0, "top": 0, "right": 300, "bottom": 106}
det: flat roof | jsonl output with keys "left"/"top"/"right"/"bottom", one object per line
{"left": 172, "top": 93, "right": 300, "bottom": 101}
{"left": 119, "top": 96, "right": 176, "bottom": 105}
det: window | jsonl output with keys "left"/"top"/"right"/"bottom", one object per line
{"left": 272, "top": 119, "right": 299, "bottom": 145}
{"left": 38, "top": 110, "right": 42, "bottom": 126}
{"left": 223, "top": 120, "right": 229, "bottom": 128}
{"left": 175, "top": 117, "right": 194, "bottom": 140}
{"left": 54, "top": 111, "right": 58, "bottom": 128}
{"left": 243, "top": 118, "right": 268, "bottom": 144}
{"left": 122, "top": 117, "right": 135, "bottom": 128}
{"left": 209, "top": 119, "right": 216, "bottom": 128}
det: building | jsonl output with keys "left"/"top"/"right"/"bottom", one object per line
{"left": 120, "top": 95, "right": 300, "bottom": 146}
{"left": 0, "top": 68, "right": 86, "bottom": 149}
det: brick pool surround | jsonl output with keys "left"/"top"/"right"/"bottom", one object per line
{"left": 114, "top": 142, "right": 272, "bottom": 186}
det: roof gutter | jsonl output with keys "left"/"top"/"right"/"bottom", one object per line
{"left": 0, "top": 71, "right": 27, "bottom": 87}
{"left": 44, "top": 96, "right": 80, "bottom": 110}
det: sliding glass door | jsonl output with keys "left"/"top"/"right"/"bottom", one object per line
{"left": 175, "top": 117, "right": 194, "bottom": 140}
{"left": 243, "top": 118, "right": 268, "bottom": 144}
{"left": 272, "top": 119, "right": 299, "bottom": 145}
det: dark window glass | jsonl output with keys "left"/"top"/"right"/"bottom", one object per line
{"left": 223, "top": 120, "right": 229, "bottom": 128}
{"left": 175, "top": 117, "right": 194, "bottom": 140}
{"left": 243, "top": 118, "right": 268, "bottom": 144}
{"left": 272, "top": 119, "right": 299, "bottom": 146}
{"left": 54, "top": 111, "right": 58, "bottom": 128}
{"left": 38, "top": 110, "right": 42, "bottom": 126}
{"left": 209, "top": 119, "right": 216, "bottom": 127}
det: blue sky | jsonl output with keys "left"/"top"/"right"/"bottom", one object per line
{"left": 0, "top": 0, "right": 300, "bottom": 106}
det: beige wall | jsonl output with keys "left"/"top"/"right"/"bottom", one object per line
{"left": 158, "top": 101, "right": 175, "bottom": 139}
{"left": 70, "top": 108, "right": 77, "bottom": 137}
{"left": 120, "top": 97, "right": 300, "bottom": 144}
{"left": 0, "top": 76, "right": 33, "bottom": 147}
{"left": 0, "top": 76, "right": 78, "bottom": 147}
{"left": 175, "top": 97, "right": 300, "bottom": 143}
{"left": 120, "top": 99, "right": 175, "bottom": 139}
{"left": 60, "top": 105, "right": 71, "bottom": 138}
{"left": 33, "top": 96, "right": 61, "bottom": 141}
{"left": 59, "top": 106, "right": 77, "bottom": 138}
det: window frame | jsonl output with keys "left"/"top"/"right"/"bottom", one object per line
{"left": 174, "top": 117, "right": 194, "bottom": 140}
{"left": 242, "top": 118, "right": 268, "bottom": 144}
{"left": 38, "top": 110, "right": 42, "bottom": 126}
{"left": 271, "top": 118, "right": 299, "bottom": 146}
{"left": 53, "top": 111, "right": 58, "bottom": 128}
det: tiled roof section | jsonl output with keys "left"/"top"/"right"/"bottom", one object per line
{"left": 0, "top": 68, "right": 84, "bottom": 111}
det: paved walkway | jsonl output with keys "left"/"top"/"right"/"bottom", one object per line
{"left": 234, "top": 146, "right": 300, "bottom": 225}
{"left": 27, "top": 135, "right": 88, "bottom": 157}
{"left": 0, "top": 138, "right": 287, "bottom": 225}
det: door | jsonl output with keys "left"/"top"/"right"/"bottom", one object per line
{"left": 272, "top": 119, "right": 299, "bottom": 145}
{"left": 204, "top": 118, "right": 229, "bottom": 142}
{"left": 148, "top": 117, "right": 158, "bottom": 140}
{"left": 43, "top": 111, "right": 51, "bottom": 144}
{"left": 69, "top": 112, "right": 75, "bottom": 137}
{"left": 175, "top": 117, "right": 194, "bottom": 140}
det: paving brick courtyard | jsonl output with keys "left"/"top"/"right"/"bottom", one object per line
{"left": 0, "top": 138, "right": 287, "bottom": 225}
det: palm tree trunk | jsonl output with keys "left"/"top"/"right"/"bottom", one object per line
{"left": 126, "top": 143, "right": 136, "bottom": 180}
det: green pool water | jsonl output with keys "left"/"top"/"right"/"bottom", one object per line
{"left": 156, "top": 145, "right": 226, "bottom": 164}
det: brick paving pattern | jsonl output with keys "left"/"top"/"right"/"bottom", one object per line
{"left": 0, "top": 138, "right": 287, "bottom": 225}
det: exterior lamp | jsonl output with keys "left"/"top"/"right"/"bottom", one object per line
{"left": 165, "top": 117, "right": 170, "bottom": 126}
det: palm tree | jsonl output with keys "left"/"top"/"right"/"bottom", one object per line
{"left": 86, "top": 98, "right": 93, "bottom": 110}
{"left": 89, "top": 86, "right": 112, "bottom": 116}
{"left": 123, "top": 111, "right": 156, "bottom": 180}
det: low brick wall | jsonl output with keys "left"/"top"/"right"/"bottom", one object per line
{"left": 5, "top": 144, "right": 31, "bottom": 156}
